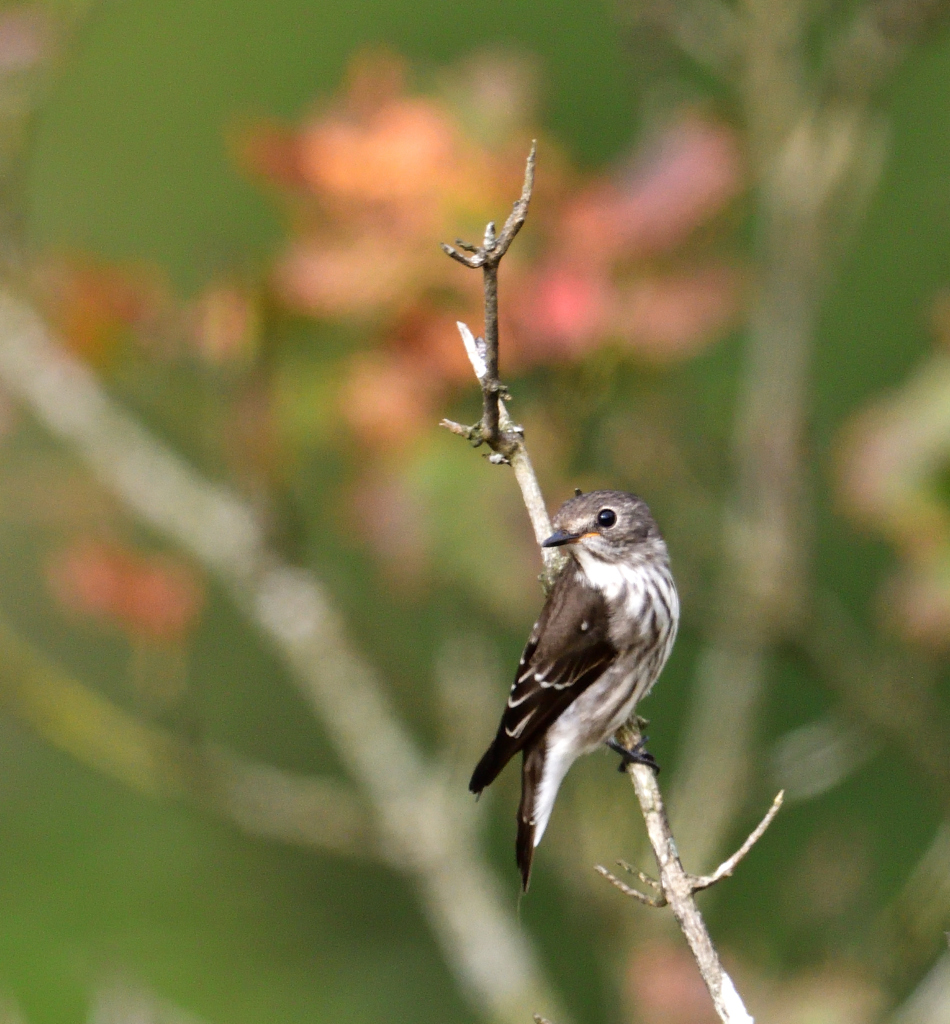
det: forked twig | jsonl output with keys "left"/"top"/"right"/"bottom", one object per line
{"left": 595, "top": 789, "right": 783, "bottom": 904}
{"left": 440, "top": 145, "right": 566, "bottom": 593}
{"left": 441, "top": 140, "right": 535, "bottom": 270}
{"left": 620, "top": 859, "right": 664, "bottom": 891}
{"left": 441, "top": 141, "right": 535, "bottom": 451}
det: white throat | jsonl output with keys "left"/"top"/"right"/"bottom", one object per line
{"left": 572, "top": 546, "right": 634, "bottom": 603}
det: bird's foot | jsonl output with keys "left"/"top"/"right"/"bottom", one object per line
{"left": 607, "top": 736, "right": 660, "bottom": 774}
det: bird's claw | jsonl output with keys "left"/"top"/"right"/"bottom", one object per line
{"left": 607, "top": 736, "right": 660, "bottom": 774}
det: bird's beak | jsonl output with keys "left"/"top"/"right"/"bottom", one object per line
{"left": 542, "top": 529, "right": 582, "bottom": 548}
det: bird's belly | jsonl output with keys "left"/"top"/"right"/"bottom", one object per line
{"left": 547, "top": 657, "right": 651, "bottom": 757}
{"left": 532, "top": 640, "right": 672, "bottom": 849}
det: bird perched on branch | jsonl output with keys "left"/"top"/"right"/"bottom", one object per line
{"left": 470, "top": 490, "right": 679, "bottom": 891}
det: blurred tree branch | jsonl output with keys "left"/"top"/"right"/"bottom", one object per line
{"left": 878, "top": 819, "right": 950, "bottom": 987}
{"left": 802, "top": 591, "right": 950, "bottom": 798}
{"left": 625, "top": 0, "right": 744, "bottom": 77}
{"left": 442, "top": 148, "right": 773, "bottom": 1024}
{"left": 0, "top": 291, "right": 563, "bottom": 1024}
{"left": 625, "top": 7, "right": 950, "bottom": 1003}
{"left": 830, "top": 0, "right": 950, "bottom": 100}
{"left": 623, "top": 445, "right": 950, "bottom": 810}
{"left": 884, "top": 950, "right": 950, "bottom": 1024}
{"left": 0, "top": 612, "right": 372, "bottom": 856}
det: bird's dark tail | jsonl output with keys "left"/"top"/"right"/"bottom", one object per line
{"left": 516, "top": 745, "right": 546, "bottom": 892}
{"left": 469, "top": 737, "right": 506, "bottom": 795}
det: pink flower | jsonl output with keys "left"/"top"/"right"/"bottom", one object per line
{"left": 47, "top": 540, "right": 204, "bottom": 644}
{"left": 610, "top": 265, "right": 742, "bottom": 360}
{"left": 299, "top": 98, "right": 459, "bottom": 206}
{"left": 626, "top": 941, "right": 719, "bottom": 1024}
{"left": 274, "top": 236, "right": 414, "bottom": 316}
{"left": 512, "top": 265, "right": 608, "bottom": 359}
{"left": 340, "top": 352, "right": 435, "bottom": 448}
{"left": 611, "top": 116, "right": 744, "bottom": 258}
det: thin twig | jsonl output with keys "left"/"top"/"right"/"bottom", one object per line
{"left": 441, "top": 143, "right": 534, "bottom": 451}
{"left": 440, "top": 140, "right": 535, "bottom": 270}
{"left": 690, "top": 790, "right": 784, "bottom": 892}
{"left": 618, "top": 859, "right": 663, "bottom": 891}
{"left": 441, "top": 145, "right": 534, "bottom": 452}
{"left": 594, "top": 865, "right": 667, "bottom": 907}
{"left": 439, "top": 417, "right": 480, "bottom": 441}
{"left": 596, "top": 791, "right": 782, "bottom": 905}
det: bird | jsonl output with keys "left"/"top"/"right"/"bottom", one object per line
{"left": 469, "top": 489, "right": 679, "bottom": 891}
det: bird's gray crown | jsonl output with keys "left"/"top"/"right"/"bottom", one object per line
{"left": 543, "top": 490, "right": 666, "bottom": 564}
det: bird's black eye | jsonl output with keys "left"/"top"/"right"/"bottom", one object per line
{"left": 597, "top": 508, "right": 616, "bottom": 528}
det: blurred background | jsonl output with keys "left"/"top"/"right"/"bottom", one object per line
{"left": 0, "top": 1, "right": 948, "bottom": 1022}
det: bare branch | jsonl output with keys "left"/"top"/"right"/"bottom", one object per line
{"left": 447, "top": 321, "right": 566, "bottom": 588}
{"left": 441, "top": 142, "right": 535, "bottom": 270}
{"left": 441, "top": 157, "right": 568, "bottom": 592}
{"left": 691, "top": 791, "right": 784, "bottom": 892}
{"left": 492, "top": 145, "right": 536, "bottom": 260}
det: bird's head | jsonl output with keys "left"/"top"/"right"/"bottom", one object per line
{"left": 542, "top": 490, "right": 665, "bottom": 564}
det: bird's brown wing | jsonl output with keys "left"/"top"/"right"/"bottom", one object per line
{"left": 469, "top": 565, "right": 616, "bottom": 794}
